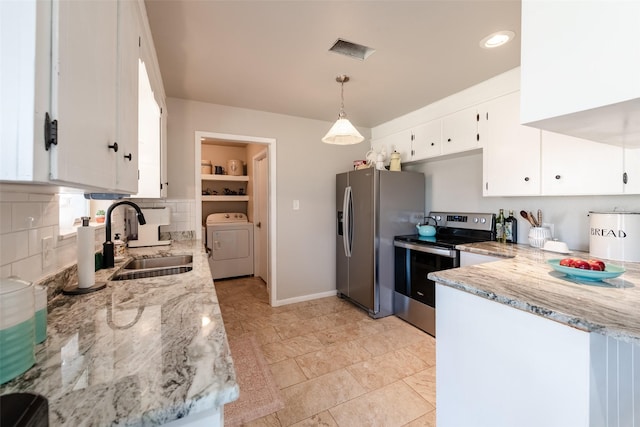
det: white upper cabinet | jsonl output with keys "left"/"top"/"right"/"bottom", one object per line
{"left": 541, "top": 131, "right": 623, "bottom": 196}
{"left": 0, "top": 0, "right": 52, "bottom": 182}
{"left": 1, "top": 0, "right": 142, "bottom": 194}
{"left": 441, "top": 107, "right": 480, "bottom": 155}
{"left": 624, "top": 147, "right": 640, "bottom": 194}
{"left": 483, "top": 92, "right": 541, "bottom": 196}
{"left": 411, "top": 120, "right": 442, "bottom": 160}
{"left": 52, "top": 0, "right": 120, "bottom": 189}
{"left": 520, "top": 0, "right": 640, "bottom": 148}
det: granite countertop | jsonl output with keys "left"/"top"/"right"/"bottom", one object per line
{"left": 429, "top": 241, "right": 640, "bottom": 344}
{"left": 0, "top": 240, "right": 239, "bottom": 425}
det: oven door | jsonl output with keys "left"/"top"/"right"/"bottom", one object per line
{"left": 394, "top": 241, "right": 459, "bottom": 336}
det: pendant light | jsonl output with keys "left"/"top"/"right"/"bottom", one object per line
{"left": 322, "top": 75, "right": 364, "bottom": 145}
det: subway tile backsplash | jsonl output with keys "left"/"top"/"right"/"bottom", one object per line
{"left": 0, "top": 186, "right": 196, "bottom": 285}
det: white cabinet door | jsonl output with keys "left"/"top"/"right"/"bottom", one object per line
{"left": 521, "top": 0, "right": 640, "bottom": 147}
{"left": 441, "top": 107, "right": 480, "bottom": 155}
{"left": 0, "top": 0, "right": 52, "bottom": 183}
{"left": 624, "top": 147, "right": 640, "bottom": 194}
{"left": 483, "top": 92, "right": 541, "bottom": 196}
{"left": 541, "top": 131, "right": 623, "bottom": 196}
{"left": 52, "top": 0, "right": 119, "bottom": 189}
{"left": 411, "top": 120, "right": 441, "bottom": 160}
{"left": 115, "top": 0, "right": 140, "bottom": 194}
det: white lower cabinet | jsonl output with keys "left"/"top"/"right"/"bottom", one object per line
{"left": 437, "top": 284, "right": 640, "bottom": 427}
{"left": 482, "top": 92, "right": 541, "bottom": 196}
{"left": 541, "top": 131, "right": 623, "bottom": 195}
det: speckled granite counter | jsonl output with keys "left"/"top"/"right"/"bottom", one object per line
{"left": 0, "top": 240, "right": 239, "bottom": 425}
{"left": 429, "top": 241, "right": 640, "bottom": 344}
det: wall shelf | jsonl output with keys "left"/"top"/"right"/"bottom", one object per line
{"left": 202, "top": 195, "right": 249, "bottom": 202}
{"left": 201, "top": 174, "right": 249, "bottom": 182}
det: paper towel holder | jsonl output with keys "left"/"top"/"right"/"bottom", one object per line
{"left": 62, "top": 217, "right": 107, "bottom": 295}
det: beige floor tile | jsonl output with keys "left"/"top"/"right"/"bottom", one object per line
{"left": 276, "top": 369, "right": 366, "bottom": 426}
{"left": 313, "top": 321, "right": 380, "bottom": 346}
{"left": 403, "top": 409, "right": 436, "bottom": 427}
{"left": 295, "top": 340, "right": 372, "bottom": 379}
{"left": 244, "top": 412, "right": 283, "bottom": 427}
{"left": 289, "top": 411, "right": 338, "bottom": 427}
{"left": 403, "top": 366, "right": 436, "bottom": 406}
{"left": 357, "top": 324, "right": 428, "bottom": 356}
{"left": 329, "top": 380, "right": 434, "bottom": 427}
{"left": 261, "top": 333, "right": 325, "bottom": 364}
{"left": 404, "top": 336, "right": 436, "bottom": 367}
{"left": 269, "top": 359, "right": 307, "bottom": 389}
{"left": 244, "top": 326, "right": 282, "bottom": 346}
{"left": 346, "top": 348, "right": 429, "bottom": 391}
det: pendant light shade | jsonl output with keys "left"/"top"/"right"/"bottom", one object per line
{"left": 322, "top": 75, "right": 364, "bottom": 145}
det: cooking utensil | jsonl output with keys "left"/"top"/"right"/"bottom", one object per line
{"left": 528, "top": 211, "right": 539, "bottom": 227}
{"left": 537, "top": 209, "right": 542, "bottom": 227}
{"left": 520, "top": 210, "right": 537, "bottom": 227}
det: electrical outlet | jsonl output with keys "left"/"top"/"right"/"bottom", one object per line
{"left": 542, "top": 223, "right": 555, "bottom": 238}
{"left": 42, "top": 236, "right": 54, "bottom": 268}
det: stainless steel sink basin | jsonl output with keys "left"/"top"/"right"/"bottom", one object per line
{"left": 111, "top": 266, "right": 193, "bottom": 281}
{"left": 123, "top": 255, "right": 193, "bottom": 270}
{"left": 111, "top": 255, "right": 194, "bottom": 281}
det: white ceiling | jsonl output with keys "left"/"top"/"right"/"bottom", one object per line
{"left": 144, "top": 0, "right": 521, "bottom": 129}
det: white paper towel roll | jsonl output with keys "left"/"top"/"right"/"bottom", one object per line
{"left": 77, "top": 221, "right": 95, "bottom": 288}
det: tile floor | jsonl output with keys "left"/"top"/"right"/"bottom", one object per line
{"left": 215, "top": 276, "right": 436, "bottom": 427}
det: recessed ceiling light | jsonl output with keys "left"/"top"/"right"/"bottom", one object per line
{"left": 479, "top": 30, "right": 515, "bottom": 49}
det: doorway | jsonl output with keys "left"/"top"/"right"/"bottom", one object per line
{"left": 194, "top": 131, "right": 277, "bottom": 306}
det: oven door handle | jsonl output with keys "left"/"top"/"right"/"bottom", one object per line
{"left": 394, "top": 240, "right": 458, "bottom": 258}
{"left": 343, "top": 186, "right": 352, "bottom": 257}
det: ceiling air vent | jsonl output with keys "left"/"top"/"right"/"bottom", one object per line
{"left": 328, "top": 39, "right": 375, "bottom": 61}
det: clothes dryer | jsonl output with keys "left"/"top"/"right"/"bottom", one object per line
{"left": 206, "top": 213, "right": 254, "bottom": 280}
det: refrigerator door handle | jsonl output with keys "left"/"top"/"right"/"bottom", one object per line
{"left": 343, "top": 186, "right": 352, "bottom": 257}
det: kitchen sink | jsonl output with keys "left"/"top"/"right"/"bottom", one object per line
{"left": 111, "top": 255, "right": 194, "bottom": 281}
{"left": 123, "top": 255, "right": 193, "bottom": 270}
{"left": 111, "top": 266, "right": 193, "bottom": 281}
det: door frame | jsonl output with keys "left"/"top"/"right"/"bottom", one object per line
{"left": 195, "top": 131, "right": 277, "bottom": 307}
{"left": 252, "top": 149, "right": 269, "bottom": 290}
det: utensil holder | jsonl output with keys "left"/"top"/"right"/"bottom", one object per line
{"left": 528, "top": 227, "right": 552, "bottom": 248}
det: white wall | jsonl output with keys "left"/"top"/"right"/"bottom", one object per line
{"left": 405, "top": 152, "right": 639, "bottom": 251}
{"left": 165, "top": 98, "right": 370, "bottom": 301}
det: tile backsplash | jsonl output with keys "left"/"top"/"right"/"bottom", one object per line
{"left": 0, "top": 185, "right": 196, "bottom": 285}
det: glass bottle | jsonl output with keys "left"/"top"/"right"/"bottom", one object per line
{"left": 496, "top": 209, "right": 506, "bottom": 243}
{"left": 505, "top": 210, "right": 518, "bottom": 244}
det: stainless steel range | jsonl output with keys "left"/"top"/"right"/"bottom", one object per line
{"left": 394, "top": 211, "right": 496, "bottom": 336}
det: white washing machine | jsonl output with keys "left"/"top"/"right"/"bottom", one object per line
{"left": 206, "top": 213, "right": 254, "bottom": 280}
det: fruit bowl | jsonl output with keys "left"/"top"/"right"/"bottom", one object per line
{"left": 547, "top": 259, "right": 625, "bottom": 281}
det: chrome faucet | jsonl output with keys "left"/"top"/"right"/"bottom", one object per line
{"left": 103, "top": 201, "right": 146, "bottom": 268}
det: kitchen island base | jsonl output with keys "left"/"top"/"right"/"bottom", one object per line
{"left": 436, "top": 284, "right": 639, "bottom": 427}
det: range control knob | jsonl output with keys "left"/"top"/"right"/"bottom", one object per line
{"left": 473, "top": 217, "right": 479, "bottom": 223}
{"left": 435, "top": 215, "right": 442, "bottom": 221}
{"left": 480, "top": 218, "right": 487, "bottom": 224}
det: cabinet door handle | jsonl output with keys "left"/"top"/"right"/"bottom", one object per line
{"left": 555, "top": 175, "right": 561, "bottom": 180}
{"left": 623, "top": 172, "right": 628, "bottom": 184}
{"left": 524, "top": 177, "right": 530, "bottom": 182}
{"left": 124, "top": 153, "right": 132, "bottom": 161}
{"left": 447, "top": 138, "right": 452, "bottom": 142}
{"left": 430, "top": 142, "right": 435, "bottom": 146}
{"left": 256, "top": 222, "right": 261, "bottom": 228}
{"left": 108, "top": 142, "right": 119, "bottom": 152}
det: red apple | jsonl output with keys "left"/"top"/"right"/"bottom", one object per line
{"left": 572, "top": 259, "right": 590, "bottom": 269}
{"left": 588, "top": 259, "right": 606, "bottom": 271}
{"left": 559, "top": 258, "right": 575, "bottom": 267}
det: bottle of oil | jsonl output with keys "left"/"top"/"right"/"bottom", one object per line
{"left": 505, "top": 210, "right": 518, "bottom": 244}
{"left": 496, "top": 209, "right": 506, "bottom": 243}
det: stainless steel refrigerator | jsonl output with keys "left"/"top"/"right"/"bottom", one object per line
{"left": 336, "top": 168, "right": 425, "bottom": 318}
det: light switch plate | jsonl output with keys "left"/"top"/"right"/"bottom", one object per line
{"left": 293, "top": 200, "right": 300, "bottom": 210}
{"left": 42, "top": 236, "right": 54, "bottom": 268}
